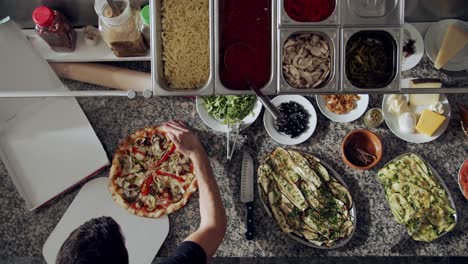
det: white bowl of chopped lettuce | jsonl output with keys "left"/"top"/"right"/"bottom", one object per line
{"left": 196, "top": 95, "right": 263, "bottom": 133}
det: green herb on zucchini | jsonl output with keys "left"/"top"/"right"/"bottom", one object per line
{"left": 376, "top": 154, "right": 456, "bottom": 242}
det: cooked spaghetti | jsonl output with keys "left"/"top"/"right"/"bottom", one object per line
{"left": 161, "top": 0, "right": 210, "bottom": 89}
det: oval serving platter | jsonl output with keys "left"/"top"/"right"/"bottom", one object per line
{"left": 258, "top": 152, "right": 357, "bottom": 249}
{"left": 378, "top": 153, "right": 458, "bottom": 241}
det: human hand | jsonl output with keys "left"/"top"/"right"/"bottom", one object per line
{"left": 163, "top": 120, "right": 206, "bottom": 160}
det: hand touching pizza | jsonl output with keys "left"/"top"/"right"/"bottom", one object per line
{"left": 109, "top": 123, "right": 198, "bottom": 218}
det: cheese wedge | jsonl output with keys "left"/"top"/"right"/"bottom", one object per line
{"left": 434, "top": 23, "right": 468, "bottom": 69}
{"left": 415, "top": 110, "right": 446, "bottom": 136}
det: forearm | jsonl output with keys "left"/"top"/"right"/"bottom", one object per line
{"left": 193, "top": 152, "right": 226, "bottom": 229}
{"left": 184, "top": 151, "right": 227, "bottom": 256}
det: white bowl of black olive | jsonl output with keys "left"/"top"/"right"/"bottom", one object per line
{"left": 263, "top": 95, "right": 317, "bottom": 145}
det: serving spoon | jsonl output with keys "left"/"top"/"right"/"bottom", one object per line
{"left": 224, "top": 43, "right": 287, "bottom": 126}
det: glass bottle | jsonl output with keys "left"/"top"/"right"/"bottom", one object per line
{"left": 32, "top": 6, "right": 76, "bottom": 52}
{"left": 140, "top": 5, "right": 151, "bottom": 48}
{"left": 94, "top": 0, "right": 147, "bottom": 57}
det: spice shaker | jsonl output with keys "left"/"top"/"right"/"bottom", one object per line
{"left": 140, "top": 5, "right": 151, "bottom": 47}
{"left": 32, "top": 6, "right": 77, "bottom": 52}
{"left": 94, "top": 0, "right": 147, "bottom": 57}
{"left": 364, "top": 108, "right": 384, "bottom": 128}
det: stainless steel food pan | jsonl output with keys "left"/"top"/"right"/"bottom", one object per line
{"left": 341, "top": 0, "right": 404, "bottom": 26}
{"left": 278, "top": 27, "right": 339, "bottom": 94}
{"left": 214, "top": 0, "right": 277, "bottom": 95}
{"left": 278, "top": 0, "right": 340, "bottom": 27}
{"left": 151, "top": 0, "right": 214, "bottom": 96}
{"left": 340, "top": 27, "right": 401, "bottom": 93}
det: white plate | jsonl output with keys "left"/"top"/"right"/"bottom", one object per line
{"left": 402, "top": 23, "right": 424, "bottom": 71}
{"left": 316, "top": 94, "right": 369, "bottom": 123}
{"left": 263, "top": 95, "right": 317, "bottom": 145}
{"left": 382, "top": 94, "right": 451, "bottom": 144}
{"left": 196, "top": 96, "right": 263, "bottom": 133}
{"left": 425, "top": 19, "right": 468, "bottom": 71}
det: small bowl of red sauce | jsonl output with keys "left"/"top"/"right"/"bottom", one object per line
{"left": 284, "top": 0, "right": 337, "bottom": 23}
{"left": 459, "top": 160, "right": 468, "bottom": 200}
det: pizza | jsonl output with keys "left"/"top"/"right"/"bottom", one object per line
{"left": 109, "top": 126, "right": 197, "bottom": 218}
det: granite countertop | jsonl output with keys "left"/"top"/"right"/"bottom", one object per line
{"left": 0, "top": 62, "right": 467, "bottom": 260}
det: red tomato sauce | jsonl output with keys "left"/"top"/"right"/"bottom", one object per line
{"left": 219, "top": 0, "right": 271, "bottom": 90}
{"left": 284, "top": 0, "right": 335, "bottom": 22}
{"left": 460, "top": 160, "right": 468, "bottom": 199}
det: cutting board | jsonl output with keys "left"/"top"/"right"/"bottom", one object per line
{"left": 43, "top": 177, "right": 170, "bottom": 264}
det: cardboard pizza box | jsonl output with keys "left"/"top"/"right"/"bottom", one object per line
{"left": 0, "top": 18, "right": 109, "bottom": 210}
{"left": 43, "top": 177, "right": 170, "bottom": 264}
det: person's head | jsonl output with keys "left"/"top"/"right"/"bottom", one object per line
{"left": 56, "top": 216, "right": 128, "bottom": 264}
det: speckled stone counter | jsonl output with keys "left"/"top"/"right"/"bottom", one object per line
{"left": 0, "top": 63, "right": 467, "bottom": 261}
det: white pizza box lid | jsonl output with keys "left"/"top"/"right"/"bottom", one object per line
{"left": 43, "top": 177, "right": 170, "bottom": 264}
{"left": 0, "top": 18, "right": 109, "bottom": 210}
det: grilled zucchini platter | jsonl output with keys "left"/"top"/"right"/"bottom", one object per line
{"left": 377, "top": 153, "right": 457, "bottom": 242}
{"left": 258, "top": 147, "right": 356, "bottom": 249}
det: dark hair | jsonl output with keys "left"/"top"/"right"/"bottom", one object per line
{"left": 56, "top": 216, "right": 129, "bottom": 264}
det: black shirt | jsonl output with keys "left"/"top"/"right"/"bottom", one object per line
{"left": 160, "top": 241, "right": 207, "bottom": 264}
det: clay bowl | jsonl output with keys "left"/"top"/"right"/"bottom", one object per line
{"left": 460, "top": 105, "right": 468, "bottom": 136}
{"left": 460, "top": 104, "right": 468, "bottom": 124}
{"left": 341, "top": 129, "right": 383, "bottom": 170}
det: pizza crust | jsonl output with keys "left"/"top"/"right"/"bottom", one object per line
{"left": 108, "top": 126, "right": 198, "bottom": 218}
{"left": 127, "top": 177, "right": 198, "bottom": 218}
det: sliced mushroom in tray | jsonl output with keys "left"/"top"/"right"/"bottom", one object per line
{"left": 282, "top": 33, "right": 331, "bottom": 89}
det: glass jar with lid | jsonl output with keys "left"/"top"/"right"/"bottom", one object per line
{"left": 140, "top": 5, "right": 151, "bottom": 47}
{"left": 94, "top": 0, "right": 147, "bottom": 57}
{"left": 32, "top": 6, "right": 77, "bottom": 52}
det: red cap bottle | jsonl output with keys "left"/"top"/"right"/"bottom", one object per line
{"left": 32, "top": 6, "right": 55, "bottom": 27}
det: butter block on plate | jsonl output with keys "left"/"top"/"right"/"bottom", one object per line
{"left": 408, "top": 80, "right": 441, "bottom": 106}
{"left": 415, "top": 110, "right": 446, "bottom": 136}
{"left": 409, "top": 79, "right": 442, "bottom": 89}
{"left": 409, "top": 94, "right": 440, "bottom": 106}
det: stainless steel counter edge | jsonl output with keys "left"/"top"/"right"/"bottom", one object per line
{"left": 340, "top": 26, "right": 402, "bottom": 93}
{"left": 213, "top": 0, "right": 277, "bottom": 95}
{"left": 277, "top": 27, "right": 340, "bottom": 94}
{"left": 150, "top": 0, "right": 215, "bottom": 97}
